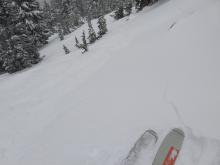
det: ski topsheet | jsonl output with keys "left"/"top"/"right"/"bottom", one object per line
{"left": 123, "top": 130, "right": 158, "bottom": 165}
{"left": 152, "top": 128, "right": 185, "bottom": 165}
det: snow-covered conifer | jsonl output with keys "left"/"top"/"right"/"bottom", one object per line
{"left": 50, "top": 0, "right": 72, "bottom": 35}
{"left": 98, "top": 15, "right": 107, "bottom": 37}
{"left": 63, "top": 45, "right": 70, "bottom": 54}
{"left": 58, "top": 25, "right": 64, "bottom": 41}
{"left": 81, "top": 31, "right": 88, "bottom": 53}
{"left": 75, "top": 36, "right": 80, "bottom": 48}
{"left": 43, "top": 0, "right": 55, "bottom": 34}
{"left": 0, "top": 0, "right": 41, "bottom": 73}
{"left": 17, "top": 0, "right": 49, "bottom": 48}
{"left": 61, "top": 0, "right": 72, "bottom": 35}
{"left": 1, "top": 35, "right": 40, "bottom": 73}
{"left": 87, "top": 19, "right": 97, "bottom": 44}
{"left": 136, "top": 0, "right": 152, "bottom": 11}
{"left": 114, "top": 5, "right": 124, "bottom": 20}
{"left": 124, "top": 2, "right": 133, "bottom": 16}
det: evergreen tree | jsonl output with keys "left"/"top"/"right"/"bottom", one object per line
{"left": 63, "top": 45, "right": 70, "bottom": 54}
{"left": 135, "top": 0, "right": 155, "bottom": 11}
{"left": 33, "top": 23, "right": 50, "bottom": 47}
{"left": 124, "top": 2, "right": 133, "bottom": 16}
{"left": 1, "top": 34, "right": 40, "bottom": 73}
{"left": 81, "top": 31, "right": 88, "bottom": 53}
{"left": 97, "top": 15, "right": 107, "bottom": 37}
{"left": 61, "top": 0, "right": 72, "bottom": 35}
{"left": 0, "top": 41, "right": 4, "bottom": 72}
{"left": 58, "top": 24, "right": 64, "bottom": 40}
{"left": 69, "top": 1, "right": 83, "bottom": 28}
{"left": 148, "top": 0, "right": 158, "bottom": 5}
{"left": 43, "top": 0, "right": 55, "bottom": 34}
{"left": 87, "top": 0, "right": 98, "bottom": 19}
{"left": 87, "top": 19, "right": 97, "bottom": 44}
{"left": 75, "top": 0, "right": 87, "bottom": 18}
{"left": 135, "top": 0, "right": 140, "bottom": 10}
{"left": 114, "top": 5, "right": 124, "bottom": 20}
{"left": 49, "top": 0, "right": 127, "bottom": 24}
{"left": 50, "top": 0, "right": 72, "bottom": 36}
{"left": 17, "top": 0, "right": 50, "bottom": 48}
{"left": 75, "top": 36, "right": 80, "bottom": 48}
{"left": 109, "top": 0, "right": 123, "bottom": 11}
{"left": 139, "top": 0, "right": 149, "bottom": 10}
{"left": 0, "top": 0, "right": 41, "bottom": 73}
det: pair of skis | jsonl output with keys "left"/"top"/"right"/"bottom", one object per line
{"left": 123, "top": 128, "right": 185, "bottom": 165}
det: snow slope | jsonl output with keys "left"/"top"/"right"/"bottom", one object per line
{"left": 0, "top": 0, "right": 220, "bottom": 164}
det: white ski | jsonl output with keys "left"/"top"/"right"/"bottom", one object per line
{"left": 123, "top": 130, "right": 158, "bottom": 165}
{"left": 152, "top": 128, "right": 185, "bottom": 165}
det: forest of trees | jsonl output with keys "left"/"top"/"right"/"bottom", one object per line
{"left": 0, "top": 0, "right": 158, "bottom": 73}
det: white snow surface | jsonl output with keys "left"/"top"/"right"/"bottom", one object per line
{"left": 0, "top": 0, "right": 220, "bottom": 164}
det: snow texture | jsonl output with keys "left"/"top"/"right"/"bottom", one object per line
{"left": 0, "top": 0, "right": 220, "bottom": 164}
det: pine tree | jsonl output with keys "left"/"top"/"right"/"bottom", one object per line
{"left": 86, "top": 0, "right": 97, "bottom": 19}
{"left": 81, "top": 31, "right": 88, "bottom": 53}
{"left": 75, "top": 0, "right": 87, "bottom": 18}
{"left": 75, "top": 36, "right": 80, "bottom": 48}
{"left": 96, "top": 0, "right": 107, "bottom": 17}
{"left": 0, "top": 0, "right": 41, "bottom": 73}
{"left": 135, "top": 0, "right": 140, "bottom": 10}
{"left": 109, "top": 0, "right": 123, "bottom": 11}
{"left": 114, "top": 5, "right": 124, "bottom": 20}
{"left": 136, "top": 0, "right": 151, "bottom": 11}
{"left": 0, "top": 41, "right": 4, "bottom": 72}
{"left": 63, "top": 45, "right": 70, "bottom": 54}
{"left": 87, "top": 19, "right": 97, "bottom": 44}
{"left": 1, "top": 35, "right": 40, "bottom": 73}
{"left": 43, "top": 0, "right": 55, "bottom": 34}
{"left": 98, "top": 15, "right": 107, "bottom": 37}
{"left": 58, "top": 24, "right": 64, "bottom": 41}
{"left": 50, "top": 0, "right": 72, "bottom": 36}
{"left": 61, "top": 0, "right": 72, "bottom": 35}
{"left": 17, "top": 0, "right": 50, "bottom": 48}
{"left": 124, "top": 2, "right": 133, "bottom": 16}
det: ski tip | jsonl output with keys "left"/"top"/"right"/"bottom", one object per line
{"left": 172, "top": 128, "right": 185, "bottom": 137}
{"left": 145, "top": 129, "right": 158, "bottom": 143}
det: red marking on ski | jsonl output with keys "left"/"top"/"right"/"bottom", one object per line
{"left": 162, "top": 146, "right": 179, "bottom": 165}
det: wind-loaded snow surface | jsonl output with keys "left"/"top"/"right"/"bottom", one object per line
{"left": 0, "top": 0, "right": 220, "bottom": 164}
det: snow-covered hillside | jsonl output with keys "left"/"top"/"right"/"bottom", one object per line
{"left": 0, "top": 0, "right": 220, "bottom": 164}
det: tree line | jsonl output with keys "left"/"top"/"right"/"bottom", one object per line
{"left": 0, "top": 0, "right": 158, "bottom": 73}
